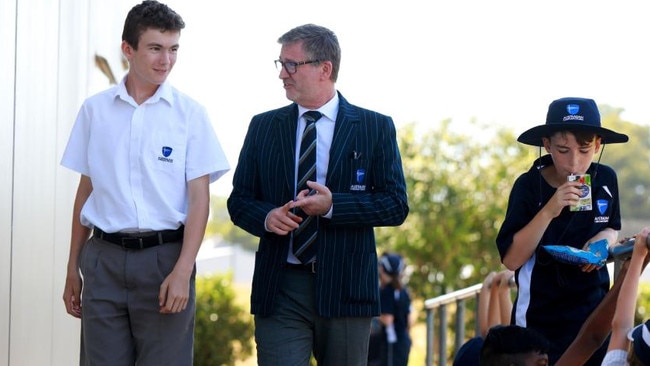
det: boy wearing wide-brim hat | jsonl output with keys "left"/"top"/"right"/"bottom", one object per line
{"left": 495, "top": 97, "right": 628, "bottom": 365}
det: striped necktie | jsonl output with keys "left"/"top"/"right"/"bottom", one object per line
{"left": 293, "top": 110, "right": 321, "bottom": 263}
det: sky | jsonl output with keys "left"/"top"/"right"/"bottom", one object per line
{"left": 125, "top": 0, "right": 650, "bottom": 197}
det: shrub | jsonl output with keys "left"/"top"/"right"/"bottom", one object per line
{"left": 194, "top": 272, "right": 254, "bottom": 365}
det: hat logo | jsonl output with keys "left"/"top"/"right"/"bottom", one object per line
{"left": 563, "top": 104, "right": 584, "bottom": 122}
{"left": 566, "top": 104, "right": 580, "bottom": 115}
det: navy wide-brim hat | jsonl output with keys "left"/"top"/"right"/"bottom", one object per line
{"left": 380, "top": 253, "right": 404, "bottom": 276}
{"left": 628, "top": 319, "right": 650, "bottom": 365}
{"left": 517, "top": 97, "right": 629, "bottom": 147}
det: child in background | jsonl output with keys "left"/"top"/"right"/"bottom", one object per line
{"left": 453, "top": 269, "right": 514, "bottom": 366}
{"left": 480, "top": 324, "right": 550, "bottom": 366}
{"left": 371, "top": 252, "right": 412, "bottom": 366}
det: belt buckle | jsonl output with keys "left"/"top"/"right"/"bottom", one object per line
{"left": 121, "top": 237, "right": 144, "bottom": 249}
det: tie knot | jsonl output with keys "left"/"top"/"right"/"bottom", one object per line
{"left": 303, "top": 111, "right": 322, "bottom": 124}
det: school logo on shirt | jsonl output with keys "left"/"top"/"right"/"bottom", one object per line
{"left": 158, "top": 146, "right": 174, "bottom": 163}
{"left": 597, "top": 199, "right": 608, "bottom": 215}
{"left": 594, "top": 199, "right": 609, "bottom": 223}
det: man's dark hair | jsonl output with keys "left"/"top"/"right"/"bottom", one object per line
{"left": 480, "top": 325, "right": 550, "bottom": 366}
{"left": 122, "top": 0, "right": 185, "bottom": 49}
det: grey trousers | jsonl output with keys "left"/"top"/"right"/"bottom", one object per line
{"left": 255, "top": 267, "right": 372, "bottom": 366}
{"left": 79, "top": 237, "right": 195, "bottom": 366}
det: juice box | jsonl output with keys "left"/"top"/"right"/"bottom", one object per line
{"left": 568, "top": 174, "right": 592, "bottom": 211}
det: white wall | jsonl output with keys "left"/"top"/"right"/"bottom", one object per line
{"left": 1, "top": 0, "right": 128, "bottom": 364}
{"left": 0, "top": 0, "right": 16, "bottom": 363}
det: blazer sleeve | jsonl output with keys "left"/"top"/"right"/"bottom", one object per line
{"left": 227, "top": 111, "right": 291, "bottom": 237}
{"left": 328, "top": 108, "right": 409, "bottom": 227}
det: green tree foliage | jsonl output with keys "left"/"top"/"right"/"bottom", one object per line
{"left": 598, "top": 105, "right": 650, "bottom": 222}
{"left": 635, "top": 282, "right": 650, "bottom": 324}
{"left": 194, "top": 272, "right": 254, "bottom": 366}
{"left": 375, "top": 120, "right": 537, "bottom": 300}
{"left": 207, "top": 196, "right": 259, "bottom": 251}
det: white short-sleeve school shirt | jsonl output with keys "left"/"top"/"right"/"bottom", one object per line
{"left": 61, "top": 78, "right": 230, "bottom": 232}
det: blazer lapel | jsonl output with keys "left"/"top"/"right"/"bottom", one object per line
{"left": 327, "top": 94, "right": 359, "bottom": 184}
{"left": 276, "top": 104, "right": 300, "bottom": 195}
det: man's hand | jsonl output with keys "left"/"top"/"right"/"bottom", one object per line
{"left": 265, "top": 201, "right": 301, "bottom": 235}
{"left": 291, "top": 181, "right": 332, "bottom": 216}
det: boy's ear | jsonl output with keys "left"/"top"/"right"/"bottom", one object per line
{"left": 594, "top": 137, "right": 602, "bottom": 153}
{"left": 121, "top": 40, "right": 134, "bottom": 60}
{"left": 542, "top": 137, "right": 551, "bottom": 153}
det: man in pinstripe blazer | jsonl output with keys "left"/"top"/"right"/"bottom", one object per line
{"left": 227, "top": 24, "right": 409, "bottom": 366}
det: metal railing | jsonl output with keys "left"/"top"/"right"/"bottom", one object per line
{"left": 423, "top": 283, "right": 482, "bottom": 366}
{"left": 422, "top": 239, "right": 636, "bottom": 366}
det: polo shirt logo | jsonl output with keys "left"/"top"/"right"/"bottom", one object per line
{"left": 597, "top": 199, "right": 608, "bottom": 215}
{"left": 594, "top": 199, "right": 610, "bottom": 223}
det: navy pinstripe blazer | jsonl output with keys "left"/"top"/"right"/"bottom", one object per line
{"left": 227, "top": 92, "right": 409, "bottom": 317}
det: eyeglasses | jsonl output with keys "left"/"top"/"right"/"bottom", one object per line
{"left": 274, "top": 59, "right": 320, "bottom": 74}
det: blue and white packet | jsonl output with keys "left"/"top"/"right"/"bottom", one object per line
{"left": 542, "top": 239, "right": 609, "bottom": 266}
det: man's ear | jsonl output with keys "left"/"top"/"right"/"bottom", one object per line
{"left": 320, "top": 61, "right": 333, "bottom": 80}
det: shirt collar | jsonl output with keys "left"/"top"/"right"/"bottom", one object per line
{"left": 298, "top": 92, "right": 339, "bottom": 122}
{"left": 114, "top": 75, "right": 174, "bottom": 106}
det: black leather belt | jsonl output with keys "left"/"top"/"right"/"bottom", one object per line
{"left": 93, "top": 226, "right": 184, "bottom": 249}
{"left": 285, "top": 262, "right": 316, "bottom": 273}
